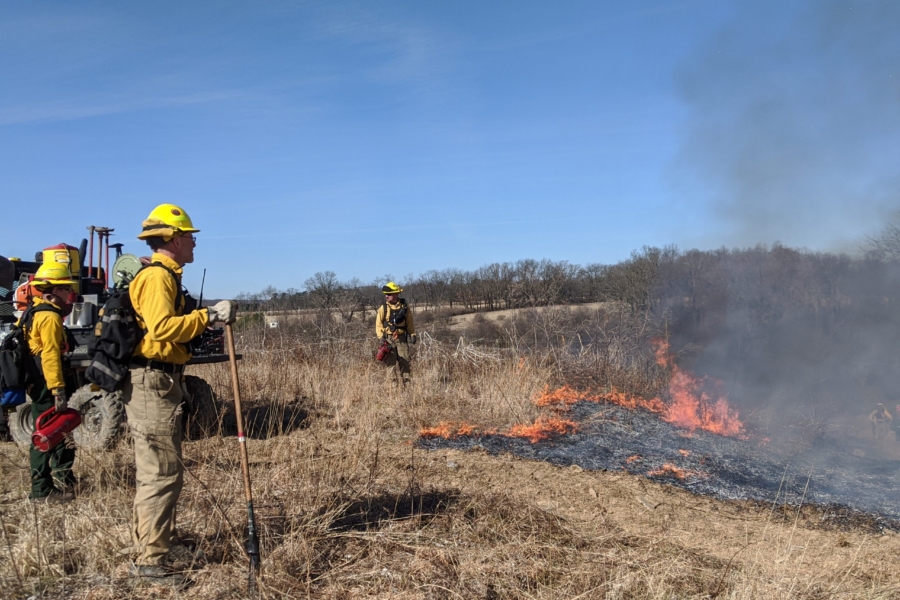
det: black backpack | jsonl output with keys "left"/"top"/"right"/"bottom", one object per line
{"left": 383, "top": 298, "right": 409, "bottom": 333}
{"left": 0, "top": 303, "right": 62, "bottom": 389}
{"left": 84, "top": 263, "right": 185, "bottom": 392}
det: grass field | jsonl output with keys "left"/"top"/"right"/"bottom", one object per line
{"left": 1, "top": 314, "right": 899, "bottom": 599}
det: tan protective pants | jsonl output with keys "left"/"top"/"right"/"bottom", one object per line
{"left": 873, "top": 420, "right": 891, "bottom": 445}
{"left": 383, "top": 336, "right": 411, "bottom": 384}
{"left": 124, "top": 367, "right": 185, "bottom": 566}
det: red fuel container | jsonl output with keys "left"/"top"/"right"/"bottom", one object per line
{"left": 32, "top": 407, "right": 82, "bottom": 452}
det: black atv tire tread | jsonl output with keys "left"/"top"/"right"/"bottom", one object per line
{"left": 183, "top": 375, "right": 223, "bottom": 440}
{"left": 9, "top": 401, "right": 34, "bottom": 449}
{"left": 69, "top": 385, "right": 125, "bottom": 451}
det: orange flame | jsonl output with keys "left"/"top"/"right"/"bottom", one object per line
{"left": 424, "top": 340, "right": 744, "bottom": 444}
{"left": 652, "top": 339, "right": 744, "bottom": 437}
{"left": 534, "top": 385, "right": 592, "bottom": 407}
{"left": 536, "top": 379, "right": 743, "bottom": 438}
{"left": 535, "top": 385, "right": 668, "bottom": 413}
{"left": 678, "top": 449, "right": 691, "bottom": 457}
{"left": 420, "top": 416, "right": 575, "bottom": 444}
{"left": 505, "top": 416, "right": 578, "bottom": 443}
{"left": 625, "top": 454, "right": 642, "bottom": 463}
{"left": 599, "top": 389, "right": 668, "bottom": 413}
{"left": 647, "top": 464, "right": 702, "bottom": 480}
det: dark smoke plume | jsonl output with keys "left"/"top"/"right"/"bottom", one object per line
{"left": 675, "top": 0, "right": 900, "bottom": 250}
{"left": 652, "top": 244, "right": 900, "bottom": 452}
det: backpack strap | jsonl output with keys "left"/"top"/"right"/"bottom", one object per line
{"left": 382, "top": 298, "right": 408, "bottom": 320}
{"left": 1, "top": 302, "right": 62, "bottom": 355}
{"left": 17, "top": 302, "right": 61, "bottom": 331}
{"left": 383, "top": 298, "right": 409, "bottom": 331}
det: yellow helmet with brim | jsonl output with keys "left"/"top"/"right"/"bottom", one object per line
{"left": 32, "top": 263, "right": 76, "bottom": 289}
{"left": 137, "top": 203, "right": 200, "bottom": 241}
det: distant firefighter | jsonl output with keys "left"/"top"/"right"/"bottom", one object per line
{"left": 869, "top": 403, "right": 892, "bottom": 442}
{"left": 375, "top": 281, "right": 416, "bottom": 385}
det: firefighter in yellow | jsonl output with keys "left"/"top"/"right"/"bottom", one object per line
{"left": 23, "top": 263, "right": 78, "bottom": 502}
{"left": 375, "top": 282, "right": 416, "bottom": 385}
{"left": 869, "top": 403, "right": 892, "bottom": 444}
{"left": 125, "top": 203, "right": 236, "bottom": 586}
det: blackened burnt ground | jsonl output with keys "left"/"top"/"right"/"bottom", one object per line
{"left": 419, "top": 402, "right": 900, "bottom": 530}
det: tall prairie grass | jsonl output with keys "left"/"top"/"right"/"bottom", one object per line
{"left": 0, "top": 308, "right": 895, "bottom": 598}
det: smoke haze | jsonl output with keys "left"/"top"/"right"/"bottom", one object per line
{"left": 676, "top": 0, "right": 900, "bottom": 251}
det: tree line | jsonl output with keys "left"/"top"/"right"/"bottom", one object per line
{"left": 235, "top": 251, "right": 681, "bottom": 317}
{"left": 235, "top": 225, "right": 900, "bottom": 423}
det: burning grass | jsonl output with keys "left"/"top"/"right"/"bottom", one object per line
{"left": 0, "top": 322, "right": 898, "bottom": 598}
{"left": 647, "top": 463, "right": 705, "bottom": 482}
{"left": 506, "top": 415, "right": 578, "bottom": 443}
{"left": 419, "top": 421, "right": 482, "bottom": 439}
{"left": 524, "top": 339, "right": 746, "bottom": 441}
{"left": 420, "top": 416, "right": 578, "bottom": 444}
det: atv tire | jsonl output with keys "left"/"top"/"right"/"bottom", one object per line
{"left": 69, "top": 385, "right": 125, "bottom": 451}
{"left": 9, "top": 401, "right": 35, "bottom": 449}
{"left": 183, "top": 375, "right": 224, "bottom": 440}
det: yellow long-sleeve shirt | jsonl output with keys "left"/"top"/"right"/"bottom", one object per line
{"left": 375, "top": 299, "right": 415, "bottom": 339}
{"left": 131, "top": 253, "right": 209, "bottom": 365}
{"left": 24, "top": 297, "right": 66, "bottom": 391}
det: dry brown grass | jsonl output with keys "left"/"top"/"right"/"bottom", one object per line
{"left": 1, "top": 322, "right": 899, "bottom": 599}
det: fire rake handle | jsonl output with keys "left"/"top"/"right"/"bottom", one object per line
{"left": 225, "top": 324, "right": 261, "bottom": 574}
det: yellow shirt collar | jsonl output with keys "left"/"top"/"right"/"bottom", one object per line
{"left": 149, "top": 253, "right": 184, "bottom": 276}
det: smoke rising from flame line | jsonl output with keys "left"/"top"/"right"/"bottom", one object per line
{"left": 420, "top": 340, "right": 744, "bottom": 443}
{"left": 532, "top": 339, "right": 744, "bottom": 438}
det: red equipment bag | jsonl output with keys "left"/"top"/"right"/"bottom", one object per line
{"left": 375, "top": 341, "right": 392, "bottom": 362}
{"left": 31, "top": 406, "right": 81, "bottom": 453}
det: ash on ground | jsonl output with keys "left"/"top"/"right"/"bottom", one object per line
{"left": 418, "top": 403, "right": 900, "bottom": 530}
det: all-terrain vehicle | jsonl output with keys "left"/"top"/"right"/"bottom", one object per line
{"left": 0, "top": 227, "right": 235, "bottom": 450}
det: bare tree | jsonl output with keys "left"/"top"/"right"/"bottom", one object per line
{"left": 304, "top": 271, "right": 340, "bottom": 310}
{"left": 865, "top": 219, "right": 900, "bottom": 261}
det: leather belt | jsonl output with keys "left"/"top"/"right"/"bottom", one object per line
{"left": 130, "top": 356, "right": 185, "bottom": 375}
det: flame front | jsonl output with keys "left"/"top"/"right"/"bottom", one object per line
{"left": 419, "top": 417, "right": 575, "bottom": 444}
{"left": 422, "top": 339, "right": 744, "bottom": 444}
{"left": 534, "top": 385, "right": 591, "bottom": 407}
{"left": 420, "top": 422, "right": 481, "bottom": 439}
{"left": 653, "top": 339, "right": 744, "bottom": 437}
{"left": 506, "top": 416, "right": 578, "bottom": 443}
{"left": 531, "top": 340, "right": 744, "bottom": 438}
{"left": 599, "top": 389, "right": 667, "bottom": 413}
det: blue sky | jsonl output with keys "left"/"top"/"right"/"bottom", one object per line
{"left": 2, "top": 1, "right": 898, "bottom": 297}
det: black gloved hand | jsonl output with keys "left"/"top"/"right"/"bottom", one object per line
{"left": 409, "top": 333, "right": 417, "bottom": 345}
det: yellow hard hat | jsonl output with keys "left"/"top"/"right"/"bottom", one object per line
{"left": 137, "top": 203, "right": 200, "bottom": 241}
{"left": 32, "top": 263, "right": 76, "bottom": 289}
{"left": 381, "top": 281, "right": 403, "bottom": 294}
